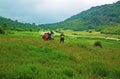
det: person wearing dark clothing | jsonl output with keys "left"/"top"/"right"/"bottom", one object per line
{"left": 50, "top": 31, "right": 54, "bottom": 40}
{"left": 47, "top": 32, "right": 51, "bottom": 40}
{"left": 50, "top": 30, "right": 54, "bottom": 35}
{"left": 60, "top": 32, "right": 64, "bottom": 43}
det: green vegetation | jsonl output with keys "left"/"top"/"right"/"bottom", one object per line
{"left": 0, "top": 32, "right": 120, "bottom": 79}
{"left": 0, "top": 27, "right": 5, "bottom": 34}
{"left": 0, "top": 16, "right": 39, "bottom": 32}
{"left": 0, "top": 1, "right": 120, "bottom": 35}
{"left": 0, "top": 1, "right": 120, "bottom": 79}
{"left": 39, "top": 1, "right": 120, "bottom": 35}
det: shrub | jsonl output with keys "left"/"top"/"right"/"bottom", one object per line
{"left": 86, "top": 30, "right": 89, "bottom": 32}
{"left": 63, "top": 68, "right": 75, "bottom": 77}
{"left": 81, "top": 44, "right": 87, "bottom": 48}
{"left": 94, "top": 41, "right": 102, "bottom": 48}
{"left": 89, "top": 30, "right": 92, "bottom": 33}
{"left": 0, "top": 27, "right": 5, "bottom": 34}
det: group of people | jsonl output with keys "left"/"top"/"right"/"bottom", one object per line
{"left": 42, "top": 31, "right": 54, "bottom": 40}
{"left": 42, "top": 31, "right": 65, "bottom": 43}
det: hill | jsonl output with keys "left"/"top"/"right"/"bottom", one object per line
{"left": 39, "top": 1, "right": 120, "bottom": 34}
{"left": 0, "top": 1, "right": 120, "bottom": 35}
{"left": 0, "top": 16, "right": 38, "bottom": 32}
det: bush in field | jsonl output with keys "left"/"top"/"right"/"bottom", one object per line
{"left": 63, "top": 68, "right": 75, "bottom": 77}
{"left": 0, "top": 27, "right": 5, "bottom": 34}
{"left": 94, "top": 41, "right": 102, "bottom": 48}
{"left": 89, "top": 30, "right": 92, "bottom": 33}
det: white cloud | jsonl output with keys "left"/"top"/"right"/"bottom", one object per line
{"left": 0, "top": 0, "right": 118, "bottom": 24}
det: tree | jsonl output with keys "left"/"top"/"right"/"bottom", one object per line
{"left": 2, "top": 23, "right": 7, "bottom": 29}
{"left": 0, "top": 27, "right": 5, "bottom": 34}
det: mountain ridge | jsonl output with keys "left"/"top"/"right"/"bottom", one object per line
{"left": 0, "top": 1, "right": 120, "bottom": 34}
{"left": 39, "top": 1, "right": 120, "bottom": 34}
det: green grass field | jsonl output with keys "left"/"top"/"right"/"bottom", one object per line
{"left": 0, "top": 31, "right": 120, "bottom": 79}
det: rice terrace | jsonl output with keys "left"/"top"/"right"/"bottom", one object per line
{"left": 0, "top": 0, "right": 120, "bottom": 79}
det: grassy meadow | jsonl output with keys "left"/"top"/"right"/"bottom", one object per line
{"left": 0, "top": 31, "right": 120, "bottom": 79}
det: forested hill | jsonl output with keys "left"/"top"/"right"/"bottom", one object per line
{"left": 65, "top": 1, "right": 120, "bottom": 27}
{"left": 66, "top": 1, "right": 120, "bottom": 21}
{"left": 39, "top": 1, "right": 120, "bottom": 34}
{"left": 0, "top": 16, "right": 38, "bottom": 31}
{"left": 0, "top": 1, "right": 120, "bottom": 34}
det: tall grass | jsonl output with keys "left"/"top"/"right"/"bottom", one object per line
{"left": 0, "top": 32, "right": 120, "bottom": 79}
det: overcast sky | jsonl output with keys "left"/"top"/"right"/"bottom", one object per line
{"left": 0, "top": 0, "right": 118, "bottom": 24}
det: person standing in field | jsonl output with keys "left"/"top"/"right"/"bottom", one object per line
{"left": 60, "top": 32, "right": 64, "bottom": 43}
{"left": 50, "top": 30, "right": 54, "bottom": 40}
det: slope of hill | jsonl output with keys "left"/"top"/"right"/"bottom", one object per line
{"left": 0, "top": 16, "right": 37, "bottom": 31}
{"left": 39, "top": 1, "right": 120, "bottom": 34}
{"left": 0, "top": 1, "right": 120, "bottom": 34}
